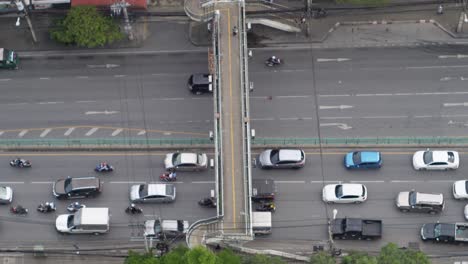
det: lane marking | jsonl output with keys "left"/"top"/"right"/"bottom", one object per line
{"left": 38, "top": 101, "right": 63, "bottom": 105}
{"left": 110, "top": 181, "right": 146, "bottom": 184}
{"left": 0, "top": 182, "right": 24, "bottom": 184}
{"left": 320, "top": 123, "right": 352, "bottom": 130}
{"left": 320, "top": 116, "right": 353, "bottom": 120}
{"left": 350, "top": 180, "right": 385, "bottom": 183}
{"left": 276, "top": 95, "right": 310, "bottom": 99}
{"left": 160, "top": 98, "right": 184, "bottom": 101}
{"left": 391, "top": 180, "right": 419, "bottom": 183}
{"left": 317, "top": 58, "right": 350, "bottom": 62}
{"left": 192, "top": 181, "right": 215, "bottom": 184}
{"left": 76, "top": 76, "right": 89, "bottom": 79}
{"left": 251, "top": 117, "right": 275, "bottom": 121}
{"left": 137, "top": 130, "right": 146, "bottom": 135}
{"left": 39, "top": 77, "right": 50, "bottom": 80}
{"left": 114, "top": 75, "right": 126, "bottom": 78}
{"left": 111, "top": 129, "right": 123, "bottom": 137}
{"left": 39, "top": 129, "right": 51, "bottom": 138}
{"left": 356, "top": 93, "right": 392, "bottom": 97}
{"left": 0, "top": 79, "right": 11, "bottom": 81}
{"left": 319, "top": 94, "right": 350, "bottom": 97}
{"left": 310, "top": 181, "right": 340, "bottom": 183}
{"left": 64, "top": 127, "right": 75, "bottom": 136}
{"left": 31, "top": 181, "right": 53, "bottom": 184}
{"left": 319, "top": 105, "right": 353, "bottom": 110}
{"left": 85, "top": 127, "right": 99, "bottom": 136}
{"left": 18, "top": 130, "right": 28, "bottom": 138}
{"left": 275, "top": 180, "right": 306, "bottom": 183}
{"left": 85, "top": 110, "right": 119, "bottom": 115}
{"left": 443, "top": 102, "right": 468, "bottom": 107}
{"left": 362, "top": 115, "right": 408, "bottom": 119}
{"left": 76, "top": 100, "right": 96, "bottom": 103}
{"left": 406, "top": 65, "right": 468, "bottom": 69}
{"left": 7, "top": 103, "right": 27, "bottom": 106}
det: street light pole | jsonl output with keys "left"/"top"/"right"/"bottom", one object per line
{"left": 328, "top": 209, "right": 337, "bottom": 254}
{"left": 15, "top": 0, "right": 37, "bottom": 43}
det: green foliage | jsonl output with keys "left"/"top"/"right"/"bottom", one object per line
{"left": 125, "top": 251, "right": 161, "bottom": 264}
{"left": 161, "top": 245, "right": 189, "bottom": 264}
{"left": 342, "top": 251, "right": 377, "bottom": 264}
{"left": 335, "top": 0, "right": 388, "bottom": 6}
{"left": 50, "top": 6, "right": 123, "bottom": 48}
{"left": 377, "top": 243, "right": 430, "bottom": 264}
{"left": 242, "top": 254, "right": 286, "bottom": 264}
{"left": 216, "top": 248, "right": 241, "bottom": 264}
{"left": 310, "top": 251, "right": 336, "bottom": 264}
{"left": 186, "top": 246, "right": 217, "bottom": 264}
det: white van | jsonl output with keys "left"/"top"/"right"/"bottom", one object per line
{"left": 56, "top": 207, "right": 109, "bottom": 234}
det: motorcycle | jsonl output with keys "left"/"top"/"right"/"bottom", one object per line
{"left": 265, "top": 58, "right": 282, "bottom": 67}
{"left": 160, "top": 172, "right": 177, "bottom": 182}
{"left": 125, "top": 204, "right": 143, "bottom": 214}
{"left": 10, "top": 158, "right": 31, "bottom": 168}
{"left": 198, "top": 197, "right": 216, "bottom": 208}
{"left": 10, "top": 205, "right": 28, "bottom": 215}
{"left": 94, "top": 163, "right": 114, "bottom": 172}
{"left": 312, "top": 8, "right": 327, "bottom": 18}
{"left": 67, "top": 202, "right": 86, "bottom": 213}
{"left": 37, "top": 202, "right": 56, "bottom": 213}
{"left": 256, "top": 201, "right": 276, "bottom": 212}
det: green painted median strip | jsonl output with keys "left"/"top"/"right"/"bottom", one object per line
{"left": 0, "top": 137, "right": 466, "bottom": 147}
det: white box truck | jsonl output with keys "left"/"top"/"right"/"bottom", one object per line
{"left": 252, "top": 212, "right": 272, "bottom": 235}
{"left": 56, "top": 207, "right": 109, "bottom": 234}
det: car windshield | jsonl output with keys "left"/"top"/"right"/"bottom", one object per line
{"left": 423, "top": 151, "right": 433, "bottom": 164}
{"left": 67, "top": 215, "right": 75, "bottom": 228}
{"left": 270, "top": 150, "right": 280, "bottom": 164}
{"left": 448, "top": 152, "right": 455, "bottom": 163}
{"left": 409, "top": 191, "right": 417, "bottom": 206}
{"left": 0, "top": 187, "right": 6, "bottom": 197}
{"left": 352, "top": 152, "right": 361, "bottom": 164}
{"left": 64, "top": 178, "right": 73, "bottom": 193}
{"left": 139, "top": 185, "right": 148, "bottom": 197}
{"left": 335, "top": 185, "right": 343, "bottom": 198}
{"left": 172, "top": 153, "right": 181, "bottom": 166}
{"left": 153, "top": 220, "right": 162, "bottom": 234}
{"left": 165, "top": 185, "right": 174, "bottom": 196}
{"left": 465, "top": 181, "right": 468, "bottom": 193}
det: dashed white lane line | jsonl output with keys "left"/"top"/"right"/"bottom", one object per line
{"left": 319, "top": 91, "right": 468, "bottom": 97}
{"left": 38, "top": 101, "right": 64, "bottom": 105}
{"left": 357, "top": 93, "right": 393, "bottom": 97}
{"left": 362, "top": 115, "right": 408, "bottom": 119}
{"left": 85, "top": 127, "right": 99, "bottom": 136}
{"left": 276, "top": 95, "right": 310, "bottom": 99}
{"left": 407, "top": 65, "right": 468, "bottom": 69}
{"left": 137, "top": 130, "right": 146, "bottom": 136}
{"left": 251, "top": 118, "right": 275, "bottom": 121}
{"left": 114, "top": 75, "right": 126, "bottom": 78}
{"left": 64, "top": 127, "right": 75, "bottom": 136}
{"left": 391, "top": 180, "right": 419, "bottom": 183}
{"left": 192, "top": 181, "right": 215, "bottom": 184}
{"left": 31, "top": 181, "right": 53, "bottom": 184}
{"left": 111, "top": 129, "right": 123, "bottom": 137}
{"left": 39, "top": 129, "right": 52, "bottom": 138}
{"left": 320, "top": 116, "right": 353, "bottom": 120}
{"left": 76, "top": 100, "right": 96, "bottom": 103}
{"left": 18, "top": 130, "right": 28, "bottom": 138}
{"left": 160, "top": 98, "right": 184, "bottom": 101}
{"left": 76, "top": 76, "right": 89, "bottom": 79}
{"left": 275, "top": 180, "right": 306, "bottom": 184}
{"left": 350, "top": 180, "right": 385, "bottom": 183}
{"left": 39, "top": 77, "right": 50, "bottom": 80}
{"left": 0, "top": 182, "right": 24, "bottom": 184}
{"left": 310, "top": 181, "right": 340, "bottom": 183}
{"left": 319, "top": 94, "right": 350, "bottom": 97}
{"left": 0, "top": 79, "right": 11, "bottom": 81}
{"left": 110, "top": 181, "right": 146, "bottom": 184}
{"left": 7, "top": 103, "right": 27, "bottom": 106}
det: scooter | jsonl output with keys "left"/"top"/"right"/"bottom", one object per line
{"left": 37, "top": 202, "right": 56, "bottom": 213}
{"left": 265, "top": 58, "right": 282, "bottom": 67}
{"left": 198, "top": 197, "right": 216, "bottom": 208}
{"left": 10, "top": 205, "right": 28, "bottom": 215}
{"left": 125, "top": 205, "right": 143, "bottom": 214}
{"left": 160, "top": 172, "right": 177, "bottom": 182}
{"left": 67, "top": 202, "right": 86, "bottom": 213}
{"left": 10, "top": 159, "right": 31, "bottom": 168}
{"left": 256, "top": 201, "right": 276, "bottom": 212}
{"left": 94, "top": 163, "right": 114, "bottom": 172}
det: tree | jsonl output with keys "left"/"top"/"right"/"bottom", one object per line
{"left": 125, "top": 251, "right": 161, "bottom": 264}
{"left": 342, "top": 251, "right": 377, "bottom": 264}
{"left": 161, "top": 245, "right": 189, "bottom": 264}
{"left": 50, "top": 6, "right": 123, "bottom": 48}
{"left": 216, "top": 248, "right": 241, "bottom": 264}
{"left": 310, "top": 251, "right": 336, "bottom": 264}
{"left": 377, "top": 243, "right": 430, "bottom": 264}
{"left": 185, "top": 246, "right": 217, "bottom": 264}
{"left": 242, "top": 254, "right": 286, "bottom": 264}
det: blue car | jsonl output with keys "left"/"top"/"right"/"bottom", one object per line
{"left": 344, "top": 151, "right": 382, "bottom": 169}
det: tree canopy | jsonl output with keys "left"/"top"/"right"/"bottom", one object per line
{"left": 50, "top": 6, "right": 123, "bottom": 48}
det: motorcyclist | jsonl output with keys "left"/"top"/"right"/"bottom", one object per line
{"left": 128, "top": 203, "right": 139, "bottom": 213}
{"left": 268, "top": 56, "right": 280, "bottom": 65}
{"left": 169, "top": 171, "right": 176, "bottom": 180}
{"left": 233, "top": 26, "right": 238, "bottom": 36}
{"left": 15, "top": 158, "right": 22, "bottom": 167}
{"left": 14, "top": 205, "right": 26, "bottom": 214}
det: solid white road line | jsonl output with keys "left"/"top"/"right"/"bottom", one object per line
{"left": 85, "top": 127, "right": 98, "bottom": 136}
{"left": 109, "top": 181, "right": 146, "bottom": 184}
{"left": 64, "top": 127, "right": 75, "bottom": 136}
{"left": 391, "top": 180, "right": 419, "bottom": 183}
{"left": 137, "top": 130, "right": 146, "bottom": 136}
{"left": 191, "top": 181, "right": 215, "bottom": 184}
{"left": 111, "top": 129, "right": 123, "bottom": 137}
{"left": 275, "top": 180, "right": 306, "bottom": 184}
{"left": 350, "top": 180, "right": 385, "bottom": 183}
{"left": 39, "top": 128, "right": 51, "bottom": 138}
{"left": 18, "top": 130, "right": 28, "bottom": 138}
{"left": 310, "top": 181, "right": 340, "bottom": 183}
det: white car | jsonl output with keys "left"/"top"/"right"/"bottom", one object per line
{"left": 164, "top": 152, "right": 208, "bottom": 171}
{"left": 453, "top": 180, "right": 468, "bottom": 199}
{"left": 0, "top": 186, "right": 13, "bottom": 204}
{"left": 322, "top": 183, "right": 367, "bottom": 204}
{"left": 412, "top": 150, "right": 459, "bottom": 170}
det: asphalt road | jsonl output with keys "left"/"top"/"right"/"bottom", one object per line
{"left": 2, "top": 46, "right": 468, "bottom": 139}
{"left": 0, "top": 152, "right": 215, "bottom": 246}
{"left": 253, "top": 147, "right": 468, "bottom": 255}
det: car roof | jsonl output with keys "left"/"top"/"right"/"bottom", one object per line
{"left": 180, "top": 153, "right": 198, "bottom": 164}
{"left": 415, "top": 192, "right": 443, "bottom": 205}
{"left": 278, "top": 149, "right": 302, "bottom": 161}
{"left": 148, "top": 184, "right": 168, "bottom": 195}
{"left": 192, "top": 74, "right": 211, "bottom": 84}
{"left": 71, "top": 177, "right": 100, "bottom": 188}
{"left": 359, "top": 151, "right": 380, "bottom": 163}
{"left": 431, "top": 151, "right": 449, "bottom": 162}
{"left": 341, "top": 184, "right": 364, "bottom": 195}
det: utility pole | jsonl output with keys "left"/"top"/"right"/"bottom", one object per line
{"left": 15, "top": 0, "right": 37, "bottom": 43}
{"left": 110, "top": 0, "right": 134, "bottom": 40}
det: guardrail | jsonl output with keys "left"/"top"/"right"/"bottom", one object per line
{"left": 185, "top": 216, "right": 222, "bottom": 248}
{"left": 252, "top": 137, "right": 468, "bottom": 146}
{"left": 0, "top": 138, "right": 213, "bottom": 147}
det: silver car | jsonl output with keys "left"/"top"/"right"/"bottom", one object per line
{"left": 0, "top": 186, "right": 13, "bottom": 204}
{"left": 258, "top": 149, "right": 306, "bottom": 169}
{"left": 130, "top": 183, "right": 176, "bottom": 203}
{"left": 164, "top": 152, "right": 208, "bottom": 171}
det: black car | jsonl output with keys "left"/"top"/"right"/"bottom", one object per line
{"left": 53, "top": 176, "right": 102, "bottom": 199}
{"left": 188, "top": 74, "right": 212, "bottom": 94}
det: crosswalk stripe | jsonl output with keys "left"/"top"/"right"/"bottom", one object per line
{"left": 18, "top": 130, "right": 28, "bottom": 138}
{"left": 64, "top": 127, "right": 75, "bottom": 136}
{"left": 40, "top": 128, "right": 51, "bottom": 138}
{"left": 85, "top": 127, "right": 98, "bottom": 136}
{"left": 137, "top": 130, "right": 146, "bottom": 135}
{"left": 111, "top": 129, "right": 123, "bottom": 137}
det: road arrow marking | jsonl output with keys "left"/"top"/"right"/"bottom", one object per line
{"left": 438, "top": 54, "right": 468, "bottom": 59}
{"left": 85, "top": 110, "right": 120, "bottom": 115}
{"left": 87, "top": 64, "right": 120, "bottom": 68}
{"left": 443, "top": 102, "right": 468, "bottom": 107}
{"left": 317, "top": 58, "right": 351, "bottom": 62}
{"left": 319, "top": 105, "right": 353, "bottom": 110}
{"left": 320, "top": 123, "right": 352, "bottom": 130}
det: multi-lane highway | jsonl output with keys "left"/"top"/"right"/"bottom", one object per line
{"left": 3, "top": 45, "right": 468, "bottom": 254}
